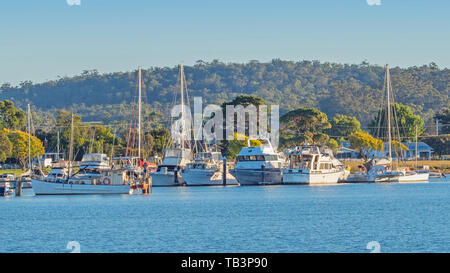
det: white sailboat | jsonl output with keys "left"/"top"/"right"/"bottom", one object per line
{"left": 375, "top": 65, "right": 429, "bottom": 183}
{"left": 347, "top": 65, "right": 428, "bottom": 183}
{"left": 282, "top": 146, "right": 349, "bottom": 185}
{"left": 31, "top": 114, "right": 132, "bottom": 195}
{"left": 151, "top": 64, "right": 192, "bottom": 186}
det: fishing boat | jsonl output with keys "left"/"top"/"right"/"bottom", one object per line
{"left": 282, "top": 145, "right": 349, "bottom": 185}
{"left": 230, "top": 139, "right": 284, "bottom": 185}
{"left": 32, "top": 153, "right": 131, "bottom": 195}
{"left": 181, "top": 152, "right": 238, "bottom": 186}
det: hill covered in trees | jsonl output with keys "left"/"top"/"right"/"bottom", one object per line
{"left": 1, "top": 60, "right": 448, "bottom": 127}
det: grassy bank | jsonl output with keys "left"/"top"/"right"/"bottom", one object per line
{"left": 0, "top": 169, "right": 27, "bottom": 176}
{"left": 343, "top": 160, "right": 450, "bottom": 173}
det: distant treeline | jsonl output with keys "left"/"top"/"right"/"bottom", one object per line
{"left": 0, "top": 60, "right": 448, "bottom": 127}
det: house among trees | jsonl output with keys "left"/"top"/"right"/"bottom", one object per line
{"left": 336, "top": 142, "right": 433, "bottom": 160}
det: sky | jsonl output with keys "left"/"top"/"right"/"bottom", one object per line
{"left": 0, "top": 0, "right": 449, "bottom": 85}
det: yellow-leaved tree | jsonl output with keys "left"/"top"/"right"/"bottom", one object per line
{"left": 4, "top": 128, "right": 45, "bottom": 169}
{"left": 348, "top": 131, "right": 383, "bottom": 161}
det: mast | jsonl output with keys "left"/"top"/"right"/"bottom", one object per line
{"left": 68, "top": 113, "right": 74, "bottom": 178}
{"left": 386, "top": 65, "right": 392, "bottom": 161}
{"left": 27, "top": 104, "right": 32, "bottom": 170}
{"left": 415, "top": 125, "right": 418, "bottom": 168}
{"left": 138, "top": 67, "right": 142, "bottom": 159}
{"left": 180, "top": 64, "right": 185, "bottom": 149}
{"left": 57, "top": 129, "right": 60, "bottom": 161}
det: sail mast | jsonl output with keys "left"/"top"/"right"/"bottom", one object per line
{"left": 138, "top": 67, "right": 142, "bottom": 159}
{"left": 68, "top": 113, "right": 74, "bottom": 177}
{"left": 180, "top": 64, "right": 185, "bottom": 149}
{"left": 415, "top": 125, "right": 418, "bottom": 168}
{"left": 27, "top": 104, "right": 31, "bottom": 170}
{"left": 386, "top": 65, "right": 392, "bottom": 161}
{"left": 57, "top": 129, "right": 60, "bottom": 161}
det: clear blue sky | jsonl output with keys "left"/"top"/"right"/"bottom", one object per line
{"left": 0, "top": 0, "right": 449, "bottom": 85}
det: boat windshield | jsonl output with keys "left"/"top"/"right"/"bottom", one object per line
{"left": 237, "top": 155, "right": 278, "bottom": 161}
{"left": 82, "top": 154, "right": 108, "bottom": 162}
{"left": 164, "top": 149, "right": 190, "bottom": 158}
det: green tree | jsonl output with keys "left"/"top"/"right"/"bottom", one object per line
{"left": 328, "top": 114, "right": 361, "bottom": 140}
{"left": 435, "top": 107, "right": 450, "bottom": 134}
{"left": 369, "top": 103, "right": 425, "bottom": 142}
{"left": 0, "top": 130, "right": 12, "bottom": 162}
{"left": 424, "top": 135, "right": 450, "bottom": 158}
{"left": 348, "top": 131, "right": 383, "bottom": 161}
{"left": 53, "top": 110, "right": 87, "bottom": 160}
{"left": 280, "top": 107, "right": 331, "bottom": 147}
{"left": 327, "top": 138, "right": 339, "bottom": 154}
{"left": 219, "top": 95, "right": 267, "bottom": 157}
{"left": 0, "top": 100, "right": 26, "bottom": 130}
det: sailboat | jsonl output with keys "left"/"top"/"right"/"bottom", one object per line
{"left": 114, "top": 67, "right": 145, "bottom": 174}
{"left": 151, "top": 64, "right": 192, "bottom": 186}
{"left": 31, "top": 113, "right": 132, "bottom": 195}
{"left": 355, "top": 65, "right": 429, "bottom": 183}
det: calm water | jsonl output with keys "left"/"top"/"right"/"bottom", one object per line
{"left": 1, "top": 178, "right": 449, "bottom": 253}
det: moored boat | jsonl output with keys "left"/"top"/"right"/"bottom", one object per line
{"left": 151, "top": 148, "right": 192, "bottom": 186}
{"left": 31, "top": 153, "right": 131, "bottom": 195}
{"left": 282, "top": 145, "right": 349, "bottom": 185}
{"left": 230, "top": 139, "right": 284, "bottom": 185}
{"left": 181, "top": 152, "right": 238, "bottom": 186}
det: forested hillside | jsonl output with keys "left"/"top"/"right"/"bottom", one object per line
{"left": 1, "top": 60, "right": 448, "bottom": 126}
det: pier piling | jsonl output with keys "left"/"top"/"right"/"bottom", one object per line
{"left": 15, "top": 180, "right": 23, "bottom": 197}
{"left": 223, "top": 156, "right": 227, "bottom": 186}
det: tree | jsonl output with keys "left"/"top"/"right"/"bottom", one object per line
{"left": 327, "top": 138, "right": 339, "bottom": 154}
{"left": 52, "top": 110, "right": 87, "bottom": 160}
{"left": 435, "top": 107, "right": 450, "bottom": 134}
{"left": 0, "top": 100, "right": 26, "bottom": 130}
{"left": 328, "top": 114, "right": 361, "bottom": 140}
{"left": 221, "top": 95, "right": 266, "bottom": 108}
{"left": 280, "top": 107, "right": 331, "bottom": 147}
{"left": 0, "top": 130, "right": 12, "bottom": 162}
{"left": 348, "top": 131, "right": 383, "bottom": 161}
{"left": 149, "top": 127, "right": 172, "bottom": 156}
{"left": 369, "top": 103, "right": 424, "bottom": 142}
{"left": 424, "top": 135, "right": 450, "bottom": 158}
{"left": 5, "top": 129, "right": 45, "bottom": 168}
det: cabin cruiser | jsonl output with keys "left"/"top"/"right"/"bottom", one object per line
{"left": 181, "top": 152, "right": 238, "bottom": 186}
{"left": 31, "top": 153, "right": 131, "bottom": 195}
{"left": 151, "top": 148, "right": 192, "bottom": 186}
{"left": 230, "top": 139, "right": 284, "bottom": 185}
{"left": 282, "top": 146, "right": 349, "bottom": 185}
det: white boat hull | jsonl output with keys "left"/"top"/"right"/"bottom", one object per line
{"left": 182, "top": 169, "right": 238, "bottom": 186}
{"left": 151, "top": 172, "right": 185, "bottom": 187}
{"left": 282, "top": 170, "right": 343, "bottom": 185}
{"left": 230, "top": 168, "right": 282, "bottom": 185}
{"left": 31, "top": 179, "right": 131, "bottom": 195}
{"left": 396, "top": 172, "right": 429, "bottom": 182}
